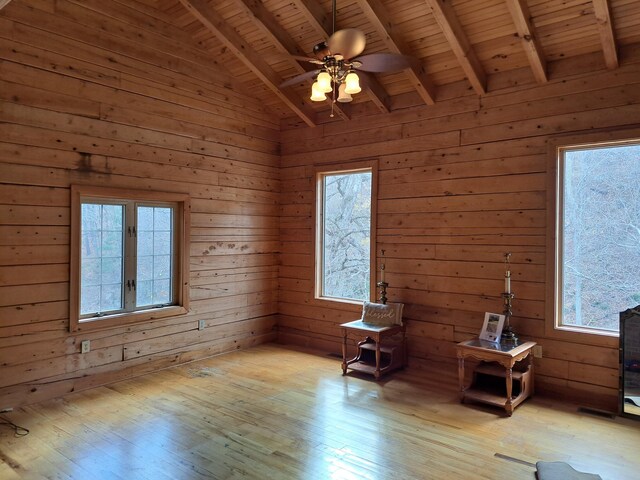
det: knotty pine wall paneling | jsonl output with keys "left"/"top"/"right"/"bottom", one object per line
{"left": 278, "top": 51, "right": 640, "bottom": 410}
{"left": 0, "top": 0, "right": 280, "bottom": 408}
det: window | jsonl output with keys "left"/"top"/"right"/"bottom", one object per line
{"left": 555, "top": 140, "right": 640, "bottom": 335}
{"left": 315, "top": 164, "right": 376, "bottom": 303}
{"left": 70, "top": 186, "right": 189, "bottom": 332}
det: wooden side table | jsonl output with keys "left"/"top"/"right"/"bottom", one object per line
{"left": 340, "top": 320, "right": 406, "bottom": 380}
{"left": 456, "top": 338, "right": 536, "bottom": 416}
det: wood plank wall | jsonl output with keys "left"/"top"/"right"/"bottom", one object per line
{"left": 278, "top": 48, "right": 640, "bottom": 410}
{"left": 0, "top": 0, "right": 280, "bottom": 408}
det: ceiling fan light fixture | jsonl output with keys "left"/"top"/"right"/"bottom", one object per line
{"left": 281, "top": 0, "right": 419, "bottom": 119}
{"left": 337, "top": 83, "right": 353, "bottom": 103}
{"left": 344, "top": 72, "right": 361, "bottom": 94}
{"left": 317, "top": 72, "right": 333, "bottom": 93}
{"left": 310, "top": 81, "right": 327, "bottom": 102}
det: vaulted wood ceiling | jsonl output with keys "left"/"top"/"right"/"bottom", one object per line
{"left": 153, "top": 0, "right": 638, "bottom": 126}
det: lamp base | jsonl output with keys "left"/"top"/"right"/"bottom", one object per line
{"left": 501, "top": 325, "right": 518, "bottom": 344}
{"left": 376, "top": 281, "right": 388, "bottom": 305}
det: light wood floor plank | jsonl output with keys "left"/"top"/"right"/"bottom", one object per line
{"left": 0, "top": 344, "right": 638, "bottom": 479}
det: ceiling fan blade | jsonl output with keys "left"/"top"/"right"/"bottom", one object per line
{"left": 280, "top": 70, "right": 321, "bottom": 88}
{"left": 292, "top": 55, "right": 323, "bottom": 64}
{"left": 328, "top": 28, "right": 366, "bottom": 60}
{"left": 353, "top": 53, "right": 418, "bottom": 73}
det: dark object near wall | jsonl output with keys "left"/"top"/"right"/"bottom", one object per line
{"left": 535, "top": 461, "right": 602, "bottom": 480}
{"left": 620, "top": 306, "right": 640, "bottom": 420}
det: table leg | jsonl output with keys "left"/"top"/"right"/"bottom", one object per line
{"left": 374, "top": 334, "right": 381, "bottom": 380}
{"left": 402, "top": 326, "right": 408, "bottom": 368}
{"left": 529, "top": 353, "right": 535, "bottom": 395}
{"left": 457, "top": 356, "right": 465, "bottom": 401}
{"left": 505, "top": 367, "right": 514, "bottom": 416}
{"left": 341, "top": 328, "right": 347, "bottom": 375}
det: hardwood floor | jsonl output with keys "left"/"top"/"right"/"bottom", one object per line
{"left": 1, "top": 344, "right": 638, "bottom": 479}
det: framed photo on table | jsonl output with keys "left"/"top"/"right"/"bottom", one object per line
{"left": 480, "top": 312, "right": 505, "bottom": 343}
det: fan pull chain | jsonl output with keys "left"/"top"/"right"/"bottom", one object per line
{"left": 330, "top": 85, "right": 336, "bottom": 118}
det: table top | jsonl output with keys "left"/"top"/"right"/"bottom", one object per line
{"left": 340, "top": 319, "right": 403, "bottom": 333}
{"left": 457, "top": 337, "right": 536, "bottom": 357}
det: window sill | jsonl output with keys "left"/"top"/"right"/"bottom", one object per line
{"left": 543, "top": 321, "right": 620, "bottom": 348}
{"left": 556, "top": 325, "right": 619, "bottom": 337}
{"left": 316, "top": 296, "right": 364, "bottom": 306}
{"left": 72, "top": 305, "right": 188, "bottom": 333}
{"left": 308, "top": 295, "right": 367, "bottom": 315}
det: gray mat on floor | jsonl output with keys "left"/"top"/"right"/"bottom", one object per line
{"left": 624, "top": 395, "right": 640, "bottom": 406}
{"left": 536, "top": 462, "right": 602, "bottom": 480}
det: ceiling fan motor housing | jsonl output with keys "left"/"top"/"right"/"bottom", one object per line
{"left": 313, "top": 41, "right": 330, "bottom": 60}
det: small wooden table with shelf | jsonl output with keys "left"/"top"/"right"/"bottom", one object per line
{"left": 340, "top": 320, "right": 407, "bottom": 380}
{"left": 456, "top": 338, "right": 536, "bottom": 416}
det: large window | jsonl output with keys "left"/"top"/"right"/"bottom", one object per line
{"left": 70, "top": 186, "right": 189, "bottom": 332}
{"left": 556, "top": 140, "right": 640, "bottom": 334}
{"left": 315, "top": 166, "right": 375, "bottom": 303}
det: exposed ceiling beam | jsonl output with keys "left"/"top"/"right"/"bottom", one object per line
{"left": 292, "top": 0, "right": 391, "bottom": 113}
{"left": 294, "top": 0, "right": 333, "bottom": 38}
{"left": 355, "top": 0, "right": 436, "bottom": 106}
{"left": 237, "top": 0, "right": 307, "bottom": 58}
{"left": 361, "top": 72, "right": 391, "bottom": 112}
{"left": 424, "top": 0, "right": 486, "bottom": 95}
{"left": 592, "top": 0, "right": 619, "bottom": 69}
{"left": 235, "top": 0, "right": 350, "bottom": 121}
{"left": 178, "top": 0, "right": 316, "bottom": 127}
{"left": 505, "top": 0, "right": 547, "bottom": 83}
{"left": 0, "top": 0, "right": 12, "bottom": 10}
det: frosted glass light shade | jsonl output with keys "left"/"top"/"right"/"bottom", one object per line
{"left": 317, "top": 72, "right": 333, "bottom": 93}
{"left": 337, "top": 83, "right": 353, "bottom": 103}
{"left": 310, "top": 81, "right": 327, "bottom": 102}
{"left": 344, "top": 72, "right": 361, "bottom": 94}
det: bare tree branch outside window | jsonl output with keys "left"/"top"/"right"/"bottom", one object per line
{"left": 561, "top": 143, "right": 640, "bottom": 331}
{"left": 321, "top": 171, "right": 372, "bottom": 301}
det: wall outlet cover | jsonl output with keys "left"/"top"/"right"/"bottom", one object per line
{"left": 81, "top": 339, "right": 91, "bottom": 354}
{"left": 198, "top": 320, "right": 205, "bottom": 330}
{"left": 533, "top": 345, "right": 543, "bottom": 358}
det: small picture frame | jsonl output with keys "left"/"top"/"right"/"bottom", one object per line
{"left": 480, "top": 312, "right": 505, "bottom": 343}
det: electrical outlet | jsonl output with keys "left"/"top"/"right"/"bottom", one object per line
{"left": 533, "top": 345, "right": 543, "bottom": 358}
{"left": 81, "top": 339, "right": 91, "bottom": 354}
{"left": 198, "top": 320, "right": 206, "bottom": 331}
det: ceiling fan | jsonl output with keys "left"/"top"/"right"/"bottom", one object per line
{"left": 280, "top": 0, "right": 417, "bottom": 113}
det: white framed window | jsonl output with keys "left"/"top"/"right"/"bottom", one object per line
{"left": 555, "top": 139, "right": 640, "bottom": 336}
{"left": 70, "top": 186, "right": 190, "bottom": 332}
{"left": 314, "top": 163, "right": 376, "bottom": 303}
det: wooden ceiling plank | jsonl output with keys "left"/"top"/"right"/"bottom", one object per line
{"left": 424, "top": 0, "right": 487, "bottom": 95}
{"left": 236, "top": 0, "right": 307, "bottom": 58}
{"left": 292, "top": 0, "right": 391, "bottom": 113}
{"left": 293, "top": 0, "right": 333, "bottom": 37}
{"left": 178, "top": 0, "right": 316, "bottom": 127}
{"left": 592, "top": 0, "right": 619, "bottom": 69}
{"left": 234, "top": 0, "right": 350, "bottom": 120}
{"left": 355, "top": 0, "right": 437, "bottom": 106}
{"left": 505, "top": 0, "right": 548, "bottom": 83}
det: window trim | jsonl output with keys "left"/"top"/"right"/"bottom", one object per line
{"left": 311, "top": 160, "right": 378, "bottom": 307}
{"left": 545, "top": 129, "right": 640, "bottom": 347}
{"left": 70, "top": 185, "right": 190, "bottom": 332}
